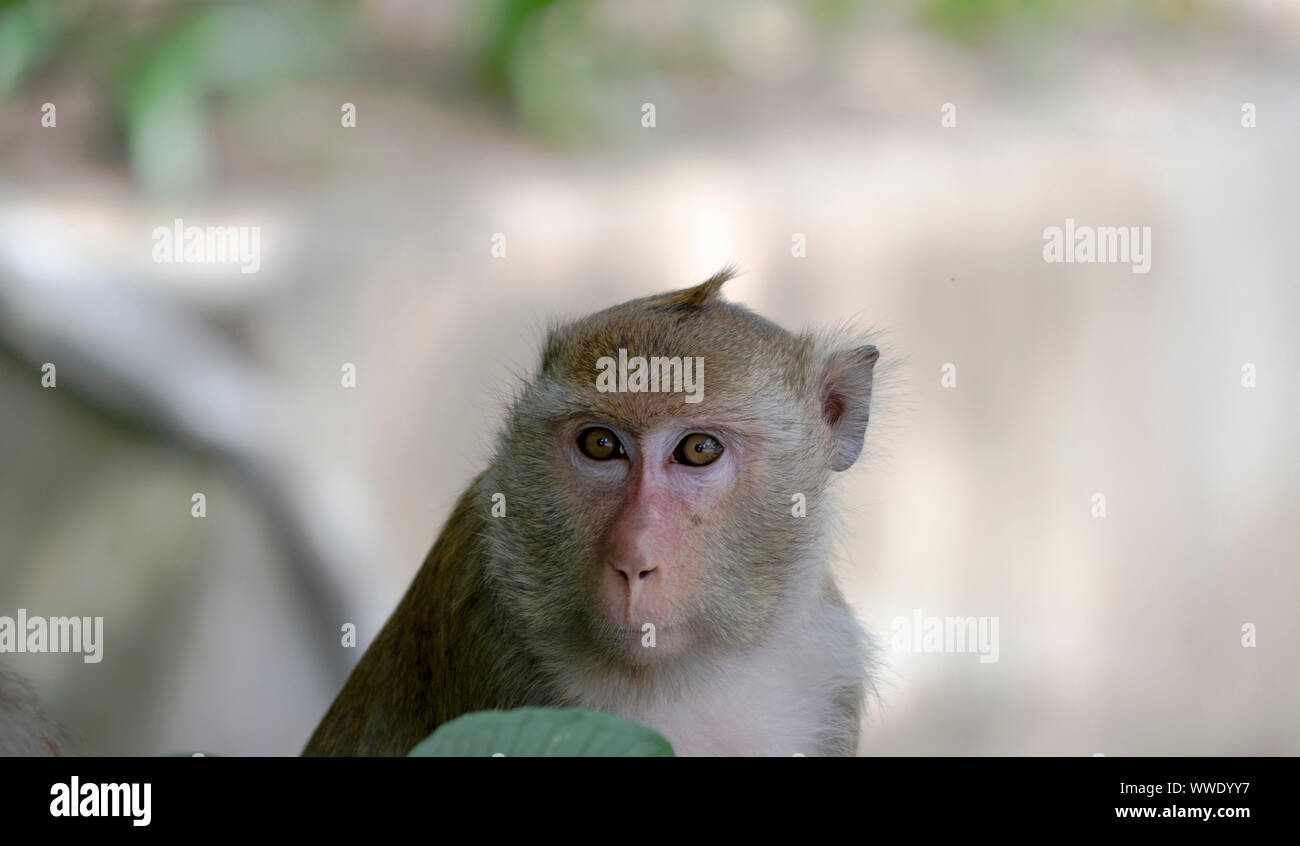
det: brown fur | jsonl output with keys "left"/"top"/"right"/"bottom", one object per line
{"left": 0, "top": 669, "right": 65, "bottom": 756}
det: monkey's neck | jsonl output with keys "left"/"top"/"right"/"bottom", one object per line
{"left": 552, "top": 582, "right": 865, "bottom": 756}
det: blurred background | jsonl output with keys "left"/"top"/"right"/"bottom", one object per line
{"left": 1, "top": 0, "right": 1297, "bottom": 755}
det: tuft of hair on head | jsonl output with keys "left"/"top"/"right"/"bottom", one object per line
{"left": 654, "top": 265, "right": 738, "bottom": 312}
{"left": 539, "top": 265, "right": 745, "bottom": 374}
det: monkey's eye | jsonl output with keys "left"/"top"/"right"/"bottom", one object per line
{"left": 675, "top": 433, "right": 724, "bottom": 467}
{"left": 577, "top": 427, "right": 626, "bottom": 461}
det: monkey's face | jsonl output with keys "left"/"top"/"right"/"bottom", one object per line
{"left": 499, "top": 394, "right": 822, "bottom": 672}
{"left": 483, "top": 279, "right": 877, "bottom": 677}
{"left": 557, "top": 416, "right": 749, "bottom": 660}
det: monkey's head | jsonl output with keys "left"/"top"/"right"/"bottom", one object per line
{"left": 483, "top": 269, "right": 878, "bottom": 683}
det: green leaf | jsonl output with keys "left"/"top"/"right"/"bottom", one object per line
{"left": 408, "top": 708, "right": 675, "bottom": 757}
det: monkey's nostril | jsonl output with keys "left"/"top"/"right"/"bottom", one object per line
{"left": 611, "top": 562, "right": 656, "bottom": 583}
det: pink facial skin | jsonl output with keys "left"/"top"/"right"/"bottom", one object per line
{"left": 556, "top": 418, "right": 743, "bottom": 659}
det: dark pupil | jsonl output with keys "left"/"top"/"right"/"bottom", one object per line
{"left": 693, "top": 441, "right": 705, "bottom": 452}
{"left": 597, "top": 437, "right": 611, "bottom": 448}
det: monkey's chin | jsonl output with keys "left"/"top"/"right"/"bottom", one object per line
{"left": 603, "top": 621, "right": 692, "bottom": 664}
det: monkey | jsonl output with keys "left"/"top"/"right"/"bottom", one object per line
{"left": 304, "top": 268, "right": 881, "bottom": 756}
{"left": 0, "top": 667, "right": 66, "bottom": 756}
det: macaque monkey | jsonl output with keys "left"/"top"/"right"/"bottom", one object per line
{"left": 0, "top": 668, "right": 65, "bottom": 756}
{"left": 304, "top": 269, "right": 881, "bottom": 756}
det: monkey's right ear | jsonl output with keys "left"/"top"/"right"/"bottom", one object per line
{"left": 819, "top": 344, "right": 879, "bottom": 472}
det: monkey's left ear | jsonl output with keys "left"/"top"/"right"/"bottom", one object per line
{"left": 820, "top": 344, "right": 879, "bottom": 472}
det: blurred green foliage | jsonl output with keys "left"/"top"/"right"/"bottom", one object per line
{"left": 114, "top": 3, "right": 349, "bottom": 196}
{"left": 0, "top": 0, "right": 57, "bottom": 95}
{"left": 925, "top": 0, "right": 1058, "bottom": 41}
{"left": 0, "top": 0, "right": 1207, "bottom": 185}
{"left": 501, "top": 0, "right": 657, "bottom": 145}
{"left": 472, "top": 0, "right": 562, "bottom": 95}
{"left": 2, "top": 0, "right": 350, "bottom": 196}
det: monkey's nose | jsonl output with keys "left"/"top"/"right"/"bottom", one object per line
{"left": 600, "top": 556, "right": 661, "bottom": 624}
{"left": 612, "top": 560, "right": 658, "bottom": 583}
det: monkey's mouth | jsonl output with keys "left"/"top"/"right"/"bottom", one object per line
{"left": 608, "top": 622, "right": 680, "bottom": 637}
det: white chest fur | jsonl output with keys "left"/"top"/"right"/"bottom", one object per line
{"left": 571, "top": 599, "right": 867, "bottom": 756}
